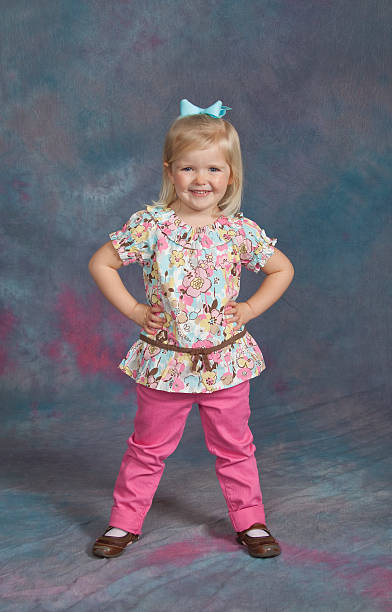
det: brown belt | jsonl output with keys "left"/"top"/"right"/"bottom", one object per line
{"left": 139, "top": 328, "right": 247, "bottom": 373}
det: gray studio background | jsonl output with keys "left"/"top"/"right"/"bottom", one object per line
{"left": 1, "top": 2, "right": 391, "bottom": 611}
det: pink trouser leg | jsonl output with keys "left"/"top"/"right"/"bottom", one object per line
{"left": 109, "top": 384, "right": 193, "bottom": 534}
{"left": 198, "top": 380, "right": 266, "bottom": 532}
{"left": 109, "top": 380, "right": 265, "bottom": 534}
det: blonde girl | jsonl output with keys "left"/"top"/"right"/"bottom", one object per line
{"left": 89, "top": 99, "right": 294, "bottom": 559}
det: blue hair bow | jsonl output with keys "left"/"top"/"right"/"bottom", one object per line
{"left": 180, "top": 99, "right": 231, "bottom": 119}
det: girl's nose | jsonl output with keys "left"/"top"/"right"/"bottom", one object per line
{"left": 194, "top": 170, "right": 207, "bottom": 184}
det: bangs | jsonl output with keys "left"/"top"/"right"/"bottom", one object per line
{"left": 165, "top": 116, "right": 229, "bottom": 164}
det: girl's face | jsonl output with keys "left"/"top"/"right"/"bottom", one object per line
{"left": 165, "top": 144, "right": 232, "bottom": 221}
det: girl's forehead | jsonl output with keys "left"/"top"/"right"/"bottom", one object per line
{"left": 174, "top": 144, "right": 228, "bottom": 163}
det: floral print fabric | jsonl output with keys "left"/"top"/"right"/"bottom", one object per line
{"left": 109, "top": 204, "right": 277, "bottom": 393}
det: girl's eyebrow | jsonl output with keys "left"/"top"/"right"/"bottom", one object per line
{"left": 178, "top": 161, "right": 226, "bottom": 167}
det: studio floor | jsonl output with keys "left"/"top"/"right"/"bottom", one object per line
{"left": 1, "top": 384, "right": 391, "bottom": 612}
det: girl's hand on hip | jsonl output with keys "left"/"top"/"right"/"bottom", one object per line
{"left": 130, "top": 303, "right": 165, "bottom": 334}
{"left": 224, "top": 301, "right": 255, "bottom": 328}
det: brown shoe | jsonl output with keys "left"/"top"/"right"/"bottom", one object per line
{"left": 93, "top": 526, "right": 140, "bottom": 558}
{"left": 237, "top": 522, "right": 281, "bottom": 558}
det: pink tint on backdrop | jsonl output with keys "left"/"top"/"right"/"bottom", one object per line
{"left": 0, "top": 308, "right": 17, "bottom": 375}
{"left": 136, "top": 535, "right": 238, "bottom": 569}
{"left": 55, "top": 286, "right": 129, "bottom": 376}
{"left": 282, "top": 542, "right": 392, "bottom": 609}
{"left": 41, "top": 338, "right": 64, "bottom": 361}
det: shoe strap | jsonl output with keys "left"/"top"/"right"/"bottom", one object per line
{"left": 238, "top": 523, "right": 271, "bottom": 536}
{"left": 104, "top": 525, "right": 130, "bottom": 536}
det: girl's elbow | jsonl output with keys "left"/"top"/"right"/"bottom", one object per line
{"left": 88, "top": 255, "right": 99, "bottom": 273}
{"left": 286, "top": 265, "right": 295, "bottom": 284}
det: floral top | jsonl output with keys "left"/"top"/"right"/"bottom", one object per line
{"left": 109, "top": 204, "right": 277, "bottom": 393}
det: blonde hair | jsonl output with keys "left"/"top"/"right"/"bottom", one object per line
{"left": 153, "top": 114, "right": 243, "bottom": 216}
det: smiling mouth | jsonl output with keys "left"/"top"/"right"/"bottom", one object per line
{"left": 190, "top": 190, "right": 212, "bottom": 196}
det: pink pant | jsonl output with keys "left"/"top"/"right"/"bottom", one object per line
{"left": 109, "top": 380, "right": 266, "bottom": 534}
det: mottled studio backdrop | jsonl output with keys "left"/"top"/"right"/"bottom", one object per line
{"left": 2, "top": 0, "right": 390, "bottom": 420}
{"left": 0, "top": 2, "right": 391, "bottom": 611}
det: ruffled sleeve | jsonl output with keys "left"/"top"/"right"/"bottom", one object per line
{"left": 109, "top": 209, "right": 156, "bottom": 266}
{"left": 235, "top": 216, "right": 277, "bottom": 273}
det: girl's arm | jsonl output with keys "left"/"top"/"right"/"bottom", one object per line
{"left": 88, "top": 241, "right": 164, "bottom": 334}
{"left": 225, "top": 248, "right": 294, "bottom": 327}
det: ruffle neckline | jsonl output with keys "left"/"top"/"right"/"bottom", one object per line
{"left": 145, "top": 204, "right": 243, "bottom": 248}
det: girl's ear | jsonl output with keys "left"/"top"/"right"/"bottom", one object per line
{"left": 163, "top": 161, "right": 173, "bottom": 183}
{"left": 227, "top": 169, "right": 234, "bottom": 185}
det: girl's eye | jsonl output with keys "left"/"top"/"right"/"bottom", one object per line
{"left": 181, "top": 167, "right": 192, "bottom": 172}
{"left": 209, "top": 167, "right": 220, "bottom": 172}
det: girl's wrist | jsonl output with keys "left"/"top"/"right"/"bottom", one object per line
{"left": 128, "top": 301, "right": 145, "bottom": 325}
{"left": 245, "top": 300, "right": 258, "bottom": 320}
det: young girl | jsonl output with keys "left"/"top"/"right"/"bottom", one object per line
{"left": 88, "top": 99, "right": 294, "bottom": 559}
